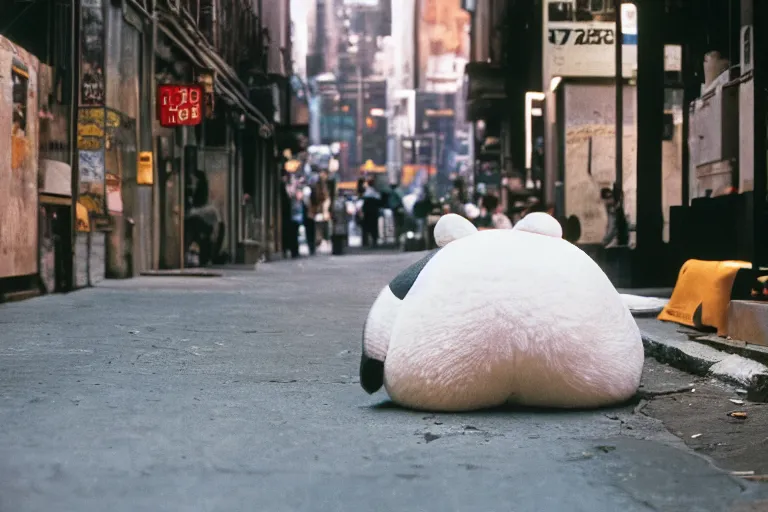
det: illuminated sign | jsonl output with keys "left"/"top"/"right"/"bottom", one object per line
{"left": 157, "top": 85, "right": 203, "bottom": 127}
{"left": 425, "top": 108, "right": 454, "bottom": 117}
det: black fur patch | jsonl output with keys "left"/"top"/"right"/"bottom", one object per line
{"left": 388, "top": 250, "right": 440, "bottom": 300}
{"left": 360, "top": 314, "right": 384, "bottom": 394}
{"left": 360, "top": 352, "right": 385, "bottom": 394}
{"left": 360, "top": 250, "right": 441, "bottom": 394}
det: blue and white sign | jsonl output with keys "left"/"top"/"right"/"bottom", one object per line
{"left": 620, "top": 3, "right": 637, "bottom": 45}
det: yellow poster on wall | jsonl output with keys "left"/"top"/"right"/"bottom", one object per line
{"left": 76, "top": 201, "right": 91, "bottom": 232}
{"left": 137, "top": 151, "right": 153, "bottom": 185}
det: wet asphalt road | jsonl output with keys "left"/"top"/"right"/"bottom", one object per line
{"left": 1, "top": 252, "right": 767, "bottom": 512}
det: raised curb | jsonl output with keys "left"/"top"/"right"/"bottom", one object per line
{"left": 638, "top": 317, "right": 768, "bottom": 402}
{"left": 139, "top": 269, "right": 223, "bottom": 278}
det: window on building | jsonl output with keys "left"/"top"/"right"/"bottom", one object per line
{"left": 548, "top": 1, "right": 574, "bottom": 22}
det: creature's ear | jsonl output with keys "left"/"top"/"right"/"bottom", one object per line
{"left": 513, "top": 212, "right": 563, "bottom": 238}
{"left": 434, "top": 213, "right": 478, "bottom": 247}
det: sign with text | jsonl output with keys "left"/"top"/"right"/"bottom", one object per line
{"left": 157, "top": 85, "right": 203, "bottom": 127}
{"left": 543, "top": 0, "right": 640, "bottom": 79}
{"left": 546, "top": 21, "right": 637, "bottom": 78}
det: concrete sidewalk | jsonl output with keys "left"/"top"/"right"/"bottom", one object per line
{"left": 639, "top": 317, "right": 768, "bottom": 402}
{"left": 1, "top": 253, "right": 767, "bottom": 511}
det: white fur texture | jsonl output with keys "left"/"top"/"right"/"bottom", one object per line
{"left": 374, "top": 228, "right": 644, "bottom": 412}
{"left": 434, "top": 213, "right": 478, "bottom": 248}
{"left": 363, "top": 285, "right": 401, "bottom": 361}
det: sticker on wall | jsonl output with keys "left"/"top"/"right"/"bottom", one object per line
{"left": 77, "top": 107, "right": 105, "bottom": 150}
{"left": 79, "top": 149, "right": 104, "bottom": 184}
{"left": 137, "top": 151, "right": 153, "bottom": 185}
{"left": 106, "top": 172, "right": 123, "bottom": 214}
{"left": 78, "top": 149, "right": 106, "bottom": 224}
{"left": 11, "top": 60, "right": 29, "bottom": 171}
{"left": 76, "top": 201, "right": 91, "bottom": 233}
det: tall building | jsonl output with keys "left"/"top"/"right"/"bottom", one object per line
{"left": 388, "top": 0, "right": 471, "bottom": 196}
{"left": 305, "top": 0, "right": 391, "bottom": 182}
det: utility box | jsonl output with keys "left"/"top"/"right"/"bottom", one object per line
{"left": 688, "top": 81, "right": 740, "bottom": 198}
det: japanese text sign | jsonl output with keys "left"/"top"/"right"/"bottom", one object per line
{"left": 157, "top": 84, "right": 203, "bottom": 127}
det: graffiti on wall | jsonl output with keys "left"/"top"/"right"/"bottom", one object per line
{"left": 77, "top": 107, "right": 105, "bottom": 150}
{"left": 76, "top": 106, "right": 106, "bottom": 230}
{"left": 78, "top": 149, "right": 106, "bottom": 219}
{"left": 80, "top": 0, "right": 105, "bottom": 105}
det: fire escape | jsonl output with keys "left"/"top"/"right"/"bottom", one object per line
{"left": 156, "top": 0, "right": 272, "bottom": 132}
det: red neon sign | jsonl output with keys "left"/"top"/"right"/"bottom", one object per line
{"left": 157, "top": 84, "right": 203, "bottom": 127}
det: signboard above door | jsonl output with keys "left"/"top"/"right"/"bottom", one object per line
{"left": 156, "top": 84, "right": 203, "bottom": 127}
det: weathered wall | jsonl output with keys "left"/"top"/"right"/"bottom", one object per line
{"left": 74, "top": 0, "right": 108, "bottom": 287}
{"left": 564, "top": 83, "right": 637, "bottom": 245}
{"left": 0, "top": 36, "right": 39, "bottom": 278}
{"left": 563, "top": 83, "right": 682, "bottom": 245}
{"left": 201, "top": 148, "right": 231, "bottom": 258}
{"left": 104, "top": 2, "right": 145, "bottom": 278}
{"left": 75, "top": 231, "right": 105, "bottom": 287}
{"left": 738, "top": 78, "right": 754, "bottom": 193}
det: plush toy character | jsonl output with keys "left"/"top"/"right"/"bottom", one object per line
{"left": 360, "top": 213, "right": 645, "bottom": 412}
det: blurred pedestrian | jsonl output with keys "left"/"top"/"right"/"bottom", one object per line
{"left": 311, "top": 169, "right": 331, "bottom": 252}
{"left": 492, "top": 204, "right": 513, "bottom": 229}
{"left": 361, "top": 178, "right": 382, "bottom": 248}
{"left": 281, "top": 172, "right": 295, "bottom": 258}
{"left": 331, "top": 191, "right": 349, "bottom": 255}
{"left": 287, "top": 187, "right": 306, "bottom": 258}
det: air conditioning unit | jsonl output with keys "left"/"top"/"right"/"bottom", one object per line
{"left": 741, "top": 25, "right": 753, "bottom": 73}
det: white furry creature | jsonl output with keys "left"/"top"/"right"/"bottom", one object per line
{"left": 360, "top": 213, "right": 645, "bottom": 412}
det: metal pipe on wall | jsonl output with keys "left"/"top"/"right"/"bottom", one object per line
{"left": 149, "top": 6, "right": 160, "bottom": 270}
{"left": 615, "top": 3, "right": 624, "bottom": 197}
{"left": 753, "top": 0, "right": 766, "bottom": 273}
{"left": 69, "top": 0, "right": 80, "bottom": 290}
{"left": 260, "top": 139, "right": 268, "bottom": 256}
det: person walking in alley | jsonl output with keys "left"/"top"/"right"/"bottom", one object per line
{"left": 281, "top": 172, "right": 295, "bottom": 259}
{"left": 287, "top": 188, "right": 306, "bottom": 259}
{"left": 600, "top": 186, "right": 628, "bottom": 247}
{"left": 491, "top": 204, "right": 513, "bottom": 229}
{"left": 302, "top": 177, "right": 317, "bottom": 256}
{"left": 311, "top": 169, "right": 331, "bottom": 252}
{"left": 361, "top": 178, "right": 382, "bottom": 248}
{"left": 331, "top": 190, "right": 350, "bottom": 255}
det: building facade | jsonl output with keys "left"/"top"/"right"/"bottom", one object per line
{"left": 0, "top": 0, "right": 292, "bottom": 299}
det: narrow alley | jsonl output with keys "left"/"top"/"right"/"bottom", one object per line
{"left": 1, "top": 253, "right": 766, "bottom": 512}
